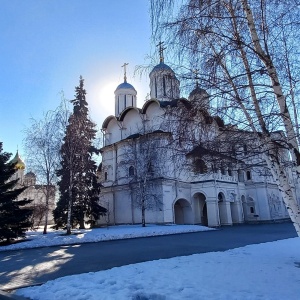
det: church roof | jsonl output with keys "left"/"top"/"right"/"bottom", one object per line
{"left": 149, "top": 62, "right": 174, "bottom": 76}
{"left": 10, "top": 151, "right": 25, "bottom": 170}
{"left": 189, "top": 85, "right": 207, "bottom": 98}
{"left": 118, "top": 107, "right": 141, "bottom": 121}
{"left": 25, "top": 171, "right": 36, "bottom": 178}
{"left": 126, "top": 130, "right": 170, "bottom": 140}
{"left": 115, "top": 81, "right": 136, "bottom": 91}
{"left": 159, "top": 98, "right": 192, "bottom": 109}
{"left": 102, "top": 115, "right": 117, "bottom": 129}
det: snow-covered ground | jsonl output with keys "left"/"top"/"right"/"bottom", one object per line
{"left": 0, "top": 224, "right": 214, "bottom": 252}
{"left": 16, "top": 237, "right": 300, "bottom": 300}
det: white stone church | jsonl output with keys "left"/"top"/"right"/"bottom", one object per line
{"left": 97, "top": 50, "right": 299, "bottom": 227}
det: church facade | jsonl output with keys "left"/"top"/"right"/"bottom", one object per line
{"left": 97, "top": 53, "right": 298, "bottom": 227}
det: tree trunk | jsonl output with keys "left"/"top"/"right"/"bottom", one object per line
{"left": 241, "top": 0, "right": 299, "bottom": 163}
{"left": 66, "top": 169, "right": 73, "bottom": 235}
{"left": 43, "top": 187, "right": 50, "bottom": 235}
{"left": 141, "top": 179, "right": 147, "bottom": 227}
{"left": 79, "top": 218, "right": 85, "bottom": 229}
{"left": 239, "top": 0, "right": 300, "bottom": 235}
{"left": 262, "top": 141, "right": 300, "bottom": 236}
{"left": 142, "top": 203, "right": 146, "bottom": 227}
{"left": 142, "top": 190, "right": 146, "bottom": 227}
{"left": 266, "top": 157, "right": 300, "bottom": 236}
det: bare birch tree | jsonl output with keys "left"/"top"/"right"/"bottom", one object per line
{"left": 150, "top": 0, "right": 300, "bottom": 235}
{"left": 24, "top": 97, "right": 70, "bottom": 234}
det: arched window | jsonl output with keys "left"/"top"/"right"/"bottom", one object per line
{"left": 193, "top": 158, "right": 208, "bottom": 174}
{"left": 218, "top": 192, "right": 224, "bottom": 202}
{"left": 221, "top": 168, "right": 226, "bottom": 175}
{"left": 238, "top": 170, "right": 244, "bottom": 182}
{"left": 104, "top": 172, "right": 108, "bottom": 181}
{"left": 129, "top": 166, "right": 135, "bottom": 176}
{"left": 232, "top": 145, "right": 236, "bottom": 157}
{"left": 147, "top": 162, "right": 154, "bottom": 176}
{"left": 163, "top": 76, "right": 166, "bottom": 96}
{"left": 248, "top": 197, "right": 256, "bottom": 215}
{"left": 228, "top": 169, "right": 232, "bottom": 176}
{"left": 243, "top": 144, "right": 248, "bottom": 156}
{"left": 246, "top": 170, "right": 251, "bottom": 180}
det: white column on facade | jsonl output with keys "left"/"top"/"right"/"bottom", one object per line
{"left": 237, "top": 200, "right": 244, "bottom": 223}
{"left": 225, "top": 202, "right": 233, "bottom": 225}
{"left": 236, "top": 180, "right": 245, "bottom": 222}
{"left": 231, "top": 201, "right": 243, "bottom": 223}
{"left": 130, "top": 190, "right": 134, "bottom": 224}
{"left": 113, "top": 145, "right": 117, "bottom": 182}
{"left": 206, "top": 199, "right": 220, "bottom": 227}
{"left": 112, "top": 191, "right": 116, "bottom": 225}
{"left": 219, "top": 201, "right": 233, "bottom": 225}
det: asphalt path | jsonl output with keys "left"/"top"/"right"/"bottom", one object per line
{"left": 0, "top": 222, "right": 296, "bottom": 292}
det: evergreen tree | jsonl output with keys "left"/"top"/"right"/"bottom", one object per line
{"left": 0, "top": 142, "right": 33, "bottom": 243}
{"left": 54, "top": 77, "right": 106, "bottom": 233}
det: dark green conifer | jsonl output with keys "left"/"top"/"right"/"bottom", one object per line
{"left": 0, "top": 142, "right": 33, "bottom": 243}
{"left": 54, "top": 77, "right": 106, "bottom": 233}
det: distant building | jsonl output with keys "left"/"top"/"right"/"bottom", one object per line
{"left": 10, "top": 151, "right": 56, "bottom": 226}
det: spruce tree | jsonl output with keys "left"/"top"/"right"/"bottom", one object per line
{"left": 0, "top": 142, "right": 33, "bottom": 243}
{"left": 54, "top": 77, "right": 106, "bottom": 233}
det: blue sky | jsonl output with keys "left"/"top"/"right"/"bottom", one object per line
{"left": 0, "top": 0, "right": 154, "bottom": 158}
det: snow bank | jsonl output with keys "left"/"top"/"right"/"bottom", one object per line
{"left": 16, "top": 238, "right": 300, "bottom": 300}
{"left": 0, "top": 224, "right": 214, "bottom": 252}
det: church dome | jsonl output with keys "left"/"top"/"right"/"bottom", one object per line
{"left": 25, "top": 171, "right": 36, "bottom": 178}
{"left": 149, "top": 62, "right": 180, "bottom": 101}
{"left": 24, "top": 171, "right": 36, "bottom": 185}
{"left": 188, "top": 84, "right": 210, "bottom": 110}
{"left": 114, "top": 79, "right": 137, "bottom": 117}
{"left": 189, "top": 85, "right": 207, "bottom": 99}
{"left": 115, "top": 81, "right": 136, "bottom": 92}
{"left": 149, "top": 62, "right": 174, "bottom": 76}
{"left": 10, "top": 151, "right": 25, "bottom": 170}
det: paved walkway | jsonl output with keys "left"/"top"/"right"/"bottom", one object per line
{"left": 0, "top": 222, "right": 296, "bottom": 292}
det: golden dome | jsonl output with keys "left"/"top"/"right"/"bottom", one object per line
{"left": 10, "top": 151, "right": 26, "bottom": 170}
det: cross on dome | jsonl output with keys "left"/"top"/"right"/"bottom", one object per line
{"left": 121, "top": 63, "right": 129, "bottom": 82}
{"left": 193, "top": 69, "right": 199, "bottom": 87}
{"left": 156, "top": 41, "right": 167, "bottom": 63}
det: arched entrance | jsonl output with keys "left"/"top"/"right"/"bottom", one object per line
{"left": 174, "top": 199, "right": 193, "bottom": 224}
{"left": 218, "top": 192, "right": 231, "bottom": 225}
{"left": 229, "top": 193, "right": 240, "bottom": 223}
{"left": 241, "top": 195, "right": 246, "bottom": 221}
{"left": 193, "top": 193, "right": 208, "bottom": 226}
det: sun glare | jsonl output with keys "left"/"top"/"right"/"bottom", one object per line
{"left": 88, "top": 80, "right": 119, "bottom": 123}
{"left": 98, "top": 81, "right": 117, "bottom": 114}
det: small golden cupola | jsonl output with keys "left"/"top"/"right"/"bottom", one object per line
{"left": 10, "top": 151, "right": 26, "bottom": 170}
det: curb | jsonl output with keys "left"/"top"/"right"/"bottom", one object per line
{"left": 0, "top": 290, "right": 28, "bottom": 300}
